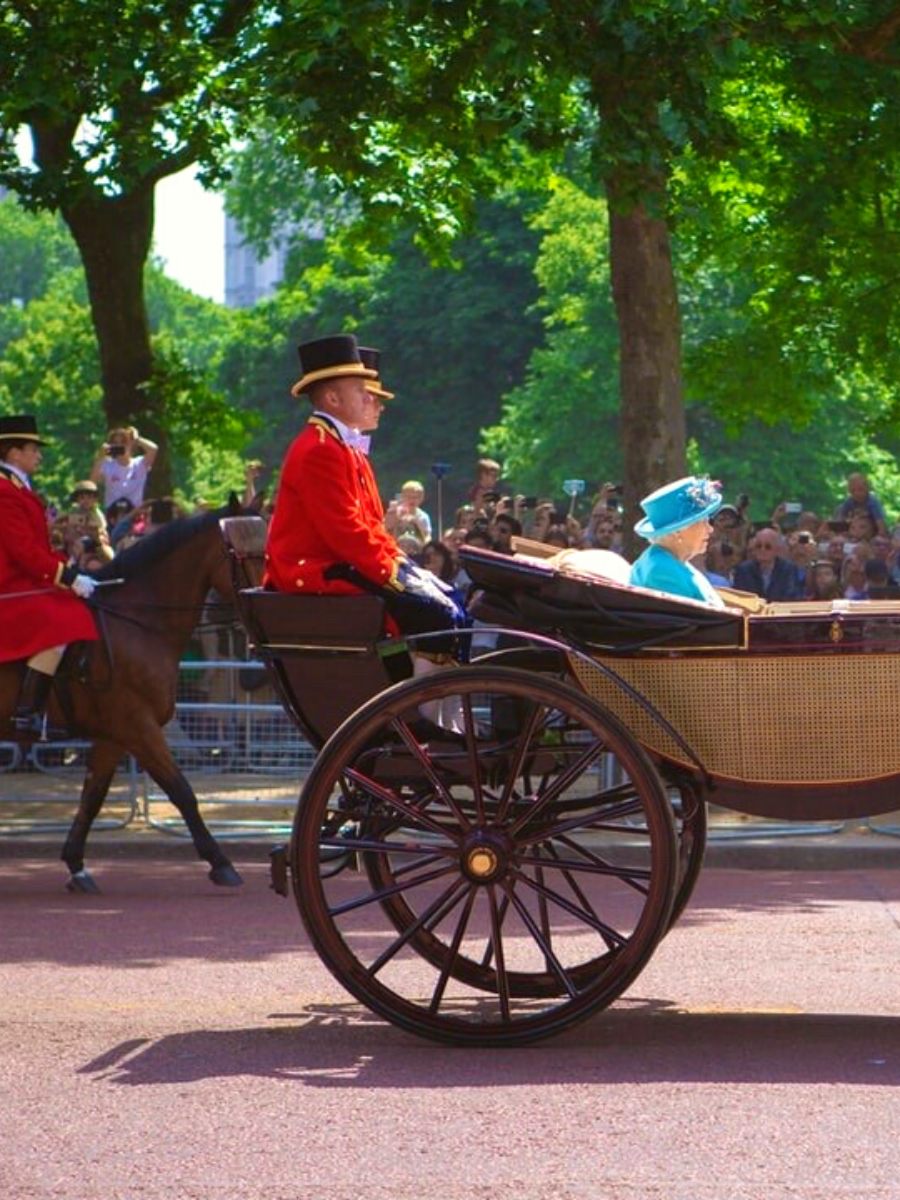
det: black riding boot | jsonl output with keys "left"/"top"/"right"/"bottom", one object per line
{"left": 12, "top": 667, "right": 54, "bottom": 739}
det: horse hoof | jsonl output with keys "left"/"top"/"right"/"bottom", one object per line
{"left": 66, "top": 870, "right": 100, "bottom": 894}
{"left": 208, "top": 863, "right": 243, "bottom": 888}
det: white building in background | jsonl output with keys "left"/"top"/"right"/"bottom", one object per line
{"left": 224, "top": 213, "right": 291, "bottom": 308}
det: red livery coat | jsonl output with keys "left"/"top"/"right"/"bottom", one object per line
{"left": 264, "top": 416, "right": 401, "bottom": 594}
{"left": 0, "top": 470, "right": 98, "bottom": 663}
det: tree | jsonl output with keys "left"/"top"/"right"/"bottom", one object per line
{"left": 482, "top": 177, "right": 621, "bottom": 494}
{"left": 0, "top": 201, "right": 247, "bottom": 505}
{"left": 216, "top": 191, "right": 543, "bottom": 508}
{"left": 251, "top": 0, "right": 900, "bottom": 530}
{"left": 0, "top": 0, "right": 273, "bottom": 489}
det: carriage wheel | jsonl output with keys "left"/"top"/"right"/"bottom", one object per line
{"left": 667, "top": 782, "right": 707, "bottom": 930}
{"left": 473, "top": 646, "right": 706, "bottom": 934}
{"left": 291, "top": 666, "right": 678, "bottom": 1045}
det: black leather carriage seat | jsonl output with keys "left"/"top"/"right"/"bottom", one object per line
{"left": 460, "top": 545, "right": 745, "bottom": 651}
{"left": 234, "top": 588, "right": 412, "bottom": 746}
{"left": 220, "top": 517, "right": 413, "bottom": 743}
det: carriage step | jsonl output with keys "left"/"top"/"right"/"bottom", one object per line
{"left": 268, "top": 844, "right": 289, "bottom": 897}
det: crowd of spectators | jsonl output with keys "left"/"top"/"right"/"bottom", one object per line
{"left": 410, "top": 466, "right": 900, "bottom": 607}
{"left": 42, "top": 432, "right": 900, "bottom": 613}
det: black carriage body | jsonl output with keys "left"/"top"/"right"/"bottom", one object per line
{"left": 220, "top": 516, "right": 899, "bottom": 1047}
{"left": 461, "top": 547, "right": 900, "bottom": 822}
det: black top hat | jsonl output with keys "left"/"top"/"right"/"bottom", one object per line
{"left": 0, "top": 413, "right": 49, "bottom": 444}
{"left": 290, "top": 334, "right": 377, "bottom": 398}
{"left": 358, "top": 346, "right": 395, "bottom": 401}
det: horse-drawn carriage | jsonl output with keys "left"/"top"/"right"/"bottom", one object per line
{"left": 225, "top": 519, "right": 900, "bottom": 1046}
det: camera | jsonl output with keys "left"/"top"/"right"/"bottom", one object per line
{"left": 482, "top": 490, "right": 501, "bottom": 504}
{"left": 107, "top": 445, "right": 126, "bottom": 458}
{"left": 430, "top": 462, "right": 451, "bottom": 480}
{"left": 521, "top": 496, "right": 538, "bottom": 510}
{"left": 79, "top": 536, "right": 98, "bottom": 552}
{"left": 797, "top": 532, "right": 813, "bottom": 544}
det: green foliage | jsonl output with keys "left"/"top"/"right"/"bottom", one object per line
{"left": 146, "top": 336, "right": 255, "bottom": 500}
{"left": 0, "top": 196, "right": 80, "bottom": 308}
{"left": 218, "top": 191, "right": 543, "bottom": 508}
{"left": 482, "top": 177, "right": 621, "bottom": 495}
{"left": 0, "top": 199, "right": 251, "bottom": 504}
{"left": 0, "top": 271, "right": 104, "bottom": 502}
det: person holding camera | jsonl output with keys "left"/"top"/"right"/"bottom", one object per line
{"left": 385, "top": 480, "right": 433, "bottom": 543}
{"left": 89, "top": 425, "right": 158, "bottom": 509}
{"left": 0, "top": 415, "right": 98, "bottom": 738}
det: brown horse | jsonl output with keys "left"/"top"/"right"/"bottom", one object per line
{"left": 0, "top": 501, "right": 249, "bottom": 892}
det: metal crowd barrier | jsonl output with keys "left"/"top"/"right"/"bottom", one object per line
{"left": 0, "top": 658, "right": 888, "bottom": 843}
{"left": 0, "top": 739, "right": 140, "bottom": 835}
{"left": 142, "top": 660, "right": 315, "bottom": 839}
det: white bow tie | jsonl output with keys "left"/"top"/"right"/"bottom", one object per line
{"left": 345, "top": 432, "right": 371, "bottom": 455}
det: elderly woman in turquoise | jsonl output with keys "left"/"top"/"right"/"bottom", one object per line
{"left": 629, "top": 476, "right": 726, "bottom": 608}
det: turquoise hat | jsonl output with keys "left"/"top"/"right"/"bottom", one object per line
{"left": 635, "top": 475, "right": 723, "bottom": 540}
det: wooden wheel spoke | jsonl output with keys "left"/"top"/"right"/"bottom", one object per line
{"left": 520, "top": 796, "right": 648, "bottom": 844}
{"left": 517, "top": 847, "right": 651, "bottom": 892}
{"left": 509, "top": 867, "right": 628, "bottom": 948}
{"left": 428, "top": 887, "right": 477, "bottom": 1015}
{"left": 390, "top": 717, "right": 473, "bottom": 831}
{"left": 344, "top": 768, "right": 461, "bottom": 842}
{"left": 487, "top": 886, "right": 512, "bottom": 1022}
{"left": 509, "top": 741, "right": 607, "bottom": 836}
{"left": 553, "top": 832, "right": 651, "bottom": 894}
{"left": 501, "top": 880, "right": 580, "bottom": 1000}
{"left": 479, "top": 889, "right": 512, "bottom": 969}
{"left": 534, "top": 843, "right": 625, "bottom": 948}
{"left": 328, "top": 862, "right": 457, "bottom": 917}
{"left": 495, "top": 701, "right": 549, "bottom": 824}
{"left": 462, "top": 694, "right": 486, "bottom": 824}
{"left": 318, "top": 835, "right": 454, "bottom": 860}
{"left": 368, "top": 877, "right": 470, "bottom": 976}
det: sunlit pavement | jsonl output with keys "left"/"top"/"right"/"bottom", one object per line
{"left": 2, "top": 855, "right": 900, "bottom": 1199}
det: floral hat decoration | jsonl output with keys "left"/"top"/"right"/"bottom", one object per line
{"left": 635, "top": 475, "right": 723, "bottom": 541}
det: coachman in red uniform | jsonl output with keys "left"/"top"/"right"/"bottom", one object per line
{"left": 264, "top": 335, "right": 467, "bottom": 652}
{"left": 0, "top": 415, "right": 98, "bottom": 738}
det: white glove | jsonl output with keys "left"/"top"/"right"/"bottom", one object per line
{"left": 71, "top": 574, "right": 96, "bottom": 599}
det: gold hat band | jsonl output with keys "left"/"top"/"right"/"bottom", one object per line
{"left": 290, "top": 363, "right": 377, "bottom": 398}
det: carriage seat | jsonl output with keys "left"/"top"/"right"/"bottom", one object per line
{"left": 235, "top": 588, "right": 412, "bottom": 746}
{"left": 460, "top": 545, "right": 746, "bottom": 651}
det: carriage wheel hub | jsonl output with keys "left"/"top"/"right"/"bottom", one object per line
{"left": 461, "top": 831, "right": 510, "bottom": 883}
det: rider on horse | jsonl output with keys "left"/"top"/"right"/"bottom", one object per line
{"left": 0, "top": 414, "right": 98, "bottom": 739}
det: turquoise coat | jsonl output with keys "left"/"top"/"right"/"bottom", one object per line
{"left": 629, "top": 544, "right": 724, "bottom": 607}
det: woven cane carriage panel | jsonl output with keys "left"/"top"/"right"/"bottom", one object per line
{"left": 570, "top": 653, "right": 900, "bottom": 783}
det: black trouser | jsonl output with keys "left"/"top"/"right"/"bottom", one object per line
{"left": 323, "top": 563, "right": 471, "bottom": 659}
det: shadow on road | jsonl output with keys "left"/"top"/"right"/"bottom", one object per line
{"left": 78, "top": 1002, "right": 900, "bottom": 1089}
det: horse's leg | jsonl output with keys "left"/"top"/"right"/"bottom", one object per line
{"left": 61, "top": 738, "right": 123, "bottom": 894}
{"left": 134, "top": 723, "right": 243, "bottom": 887}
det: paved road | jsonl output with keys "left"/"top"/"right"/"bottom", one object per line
{"left": 2, "top": 853, "right": 900, "bottom": 1200}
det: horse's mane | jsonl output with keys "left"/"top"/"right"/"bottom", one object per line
{"left": 94, "top": 508, "right": 225, "bottom": 583}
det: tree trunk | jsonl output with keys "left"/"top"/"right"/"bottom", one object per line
{"left": 605, "top": 171, "right": 686, "bottom": 558}
{"left": 62, "top": 186, "right": 171, "bottom": 494}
